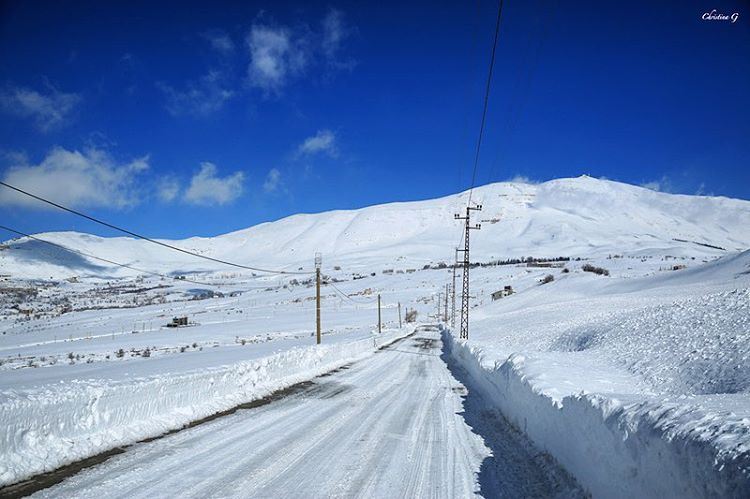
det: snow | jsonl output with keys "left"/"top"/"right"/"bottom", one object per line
{"left": 2, "top": 176, "right": 749, "bottom": 280}
{"left": 444, "top": 334, "right": 750, "bottom": 498}
{"left": 0, "top": 325, "right": 411, "bottom": 486}
{"left": 28, "top": 329, "right": 583, "bottom": 499}
{"left": 444, "top": 250, "right": 750, "bottom": 498}
{"left": 1, "top": 176, "right": 749, "bottom": 494}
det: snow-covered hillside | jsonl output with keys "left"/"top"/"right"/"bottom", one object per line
{"left": 2, "top": 176, "right": 749, "bottom": 280}
{"left": 1, "top": 176, "right": 749, "bottom": 495}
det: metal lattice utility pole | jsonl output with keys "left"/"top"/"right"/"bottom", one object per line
{"left": 451, "top": 247, "right": 459, "bottom": 329}
{"left": 315, "top": 253, "right": 322, "bottom": 344}
{"left": 455, "top": 205, "right": 482, "bottom": 340}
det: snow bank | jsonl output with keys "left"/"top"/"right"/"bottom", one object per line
{"left": 0, "top": 327, "right": 411, "bottom": 487}
{"left": 443, "top": 330, "right": 750, "bottom": 499}
{"left": 551, "top": 288, "right": 750, "bottom": 396}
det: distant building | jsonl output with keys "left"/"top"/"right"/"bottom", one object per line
{"left": 167, "top": 316, "right": 188, "bottom": 327}
{"left": 491, "top": 286, "right": 514, "bottom": 301}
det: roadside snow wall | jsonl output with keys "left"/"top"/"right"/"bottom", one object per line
{"left": 443, "top": 330, "right": 750, "bottom": 499}
{"left": 0, "top": 327, "right": 412, "bottom": 487}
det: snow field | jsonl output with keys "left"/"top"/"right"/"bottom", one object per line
{"left": 0, "top": 325, "right": 413, "bottom": 487}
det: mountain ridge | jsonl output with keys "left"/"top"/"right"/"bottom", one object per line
{"left": 2, "top": 176, "right": 749, "bottom": 279}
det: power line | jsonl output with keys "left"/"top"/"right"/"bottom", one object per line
{"left": 456, "top": 0, "right": 488, "bottom": 193}
{"left": 326, "top": 280, "right": 378, "bottom": 304}
{"left": 0, "top": 181, "right": 313, "bottom": 275}
{"left": 447, "top": 0, "right": 505, "bottom": 289}
{"left": 467, "top": 0, "right": 505, "bottom": 206}
{"left": 484, "top": 0, "right": 557, "bottom": 186}
{"left": 450, "top": 0, "right": 503, "bottom": 338}
{"left": 0, "top": 224, "right": 226, "bottom": 287}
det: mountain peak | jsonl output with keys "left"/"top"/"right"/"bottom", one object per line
{"left": 2, "top": 177, "right": 749, "bottom": 279}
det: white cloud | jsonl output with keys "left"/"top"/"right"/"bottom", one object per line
{"left": 157, "top": 176, "right": 181, "bottom": 202}
{"left": 159, "top": 70, "right": 234, "bottom": 116}
{"left": 0, "top": 147, "right": 149, "bottom": 209}
{"left": 322, "top": 9, "right": 355, "bottom": 70}
{"left": 506, "top": 174, "right": 538, "bottom": 185}
{"left": 203, "top": 31, "right": 235, "bottom": 54}
{"left": 640, "top": 176, "right": 672, "bottom": 193}
{"left": 322, "top": 9, "right": 345, "bottom": 58}
{"left": 695, "top": 182, "right": 710, "bottom": 196}
{"left": 0, "top": 84, "right": 81, "bottom": 132}
{"left": 297, "top": 129, "right": 337, "bottom": 157}
{"left": 246, "top": 23, "right": 308, "bottom": 93}
{"left": 184, "top": 162, "right": 244, "bottom": 206}
{"left": 263, "top": 168, "right": 282, "bottom": 193}
{"left": 242, "top": 11, "right": 354, "bottom": 95}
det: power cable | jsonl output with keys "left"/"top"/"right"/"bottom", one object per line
{"left": 325, "top": 280, "right": 378, "bottom": 304}
{"left": 484, "top": 0, "right": 558, "bottom": 185}
{"left": 466, "top": 0, "right": 505, "bottom": 206}
{"left": 0, "top": 224, "right": 227, "bottom": 287}
{"left": 0, "top": 181, "right": 314, "bottom": 275}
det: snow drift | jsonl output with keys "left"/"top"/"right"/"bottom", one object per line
{"left": 444, "top": 330, "right": 750, "bottom": 499}
{"left": 0, "top": 327, "right": 412, "bottom": 487}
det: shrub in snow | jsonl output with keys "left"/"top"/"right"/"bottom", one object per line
{"left": 582, "top": 263, "right": 609, "bottom": 276}
{"left": 405, "top": 309, "right": 418, "bottom": 323}
{"left": 540, "top": 274, "right": 555, "bottom": 284}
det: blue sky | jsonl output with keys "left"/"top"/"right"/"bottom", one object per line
{"left": 1, "top": 0, "right": 748, "bottom": 239}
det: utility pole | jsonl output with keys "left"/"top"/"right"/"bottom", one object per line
{"left": 444, "top": 283, "right": 449, "bottom": 322}
{"left": 315, "top": 253, "right": 322, "bottom": 344}
{"left": 451, "top": 247, "right": 459, "bottom": 329}
{"left": 398, "top": 302, "right": 402, "bottom": 328}
{"left": 377, "top": 294, "right": 382, "bottom": 333}
{"left": 454, "top": 205, "right": 482, "bottom": 340}
{"left": 436, "top": 293, "right": 442, "bottom": 322}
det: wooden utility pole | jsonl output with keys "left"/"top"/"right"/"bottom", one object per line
{"left": 436, "top": 293, "right": 442, "bottom": 321}
{"left": 377, "top": 294, "right": 382, "bottom": 333}
{"left": 444, "top": 283, "right": 449, "bottom": 322}
{"left": 398, "top": 302, "right": 402, "bottom": 328}
{"left": 315, "top": 253, "right": 322, "bottom": 344}
{"left": 455, "top": 205, "right": 482, "bottom": 339}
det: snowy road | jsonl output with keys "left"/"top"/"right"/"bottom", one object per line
{"left": 28, "top": 327, "right": 581, "bottom": 498}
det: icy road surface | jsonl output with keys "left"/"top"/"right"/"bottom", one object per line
{"left": 31, "top": 327, "right": 582, "bottom": 498}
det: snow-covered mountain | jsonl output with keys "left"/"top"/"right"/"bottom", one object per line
{"left": 3, "top": 176, "right": 750, "bottom": 279}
